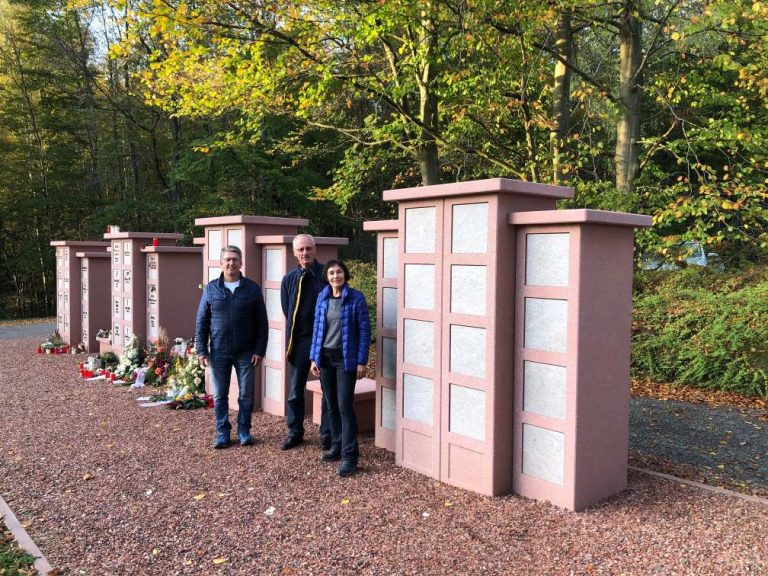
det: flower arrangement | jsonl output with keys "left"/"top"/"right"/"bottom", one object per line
{"left": 165, "top": 349, "right": 210, "bottom": 409}
{"left": 143, "top": 331, "right": 172, "bottom": 387}
{"left": 113, "top": 335, "right": 145, "bottom": 383}
{"left": 96, "top": 328, "right": 111, "bottom": 339}
{"left": 39, "top": 329, "right": 67, "bottom": 354}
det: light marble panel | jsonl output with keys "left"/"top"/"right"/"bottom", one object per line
{"left": 450, "top": 325, "right": 486, "bottom": 378}
{"left": 265, "top": 249, "right": 283, "bottom": 282}
{"left": 381, "top": 386, "right": 396, "bottom": 429}
{"left": 404, "top": 264, "right": 435, "bottom": 310}
{"left": 526, "top": 233, "right": 570, "bottom": 287}
{"left": 208, "top": 267, "right": 221, "bottom": 282}
{"left": 265, "top": 367, "right": 282, "bottom": 401}
{"left": 522, "top": 424, "right": 565, "bottom": 485}
{"left": 524, "top": 361, "right": 566, "bottom": 420}
{"left": 451, "top": 265, "right": 487, "bottom": 316}
{"left": 449, "top": 384, "right": 485, "bottom": 441}
{"left": 265, "top": 288, "right": 283, "bottom": 322}
{"left": 524, "top": 298, "right": 568, "bottom": 354}
{"left": 403, "top": 319, "right": 434, "bottom": 368}
{"left": 227, "top": 229, "right": 242, "bottom": 250}
{"left": 403, "top": 374, "right": 433, "bottom": 425}
{"left": 405, "top": 207, "right": 436, "bottom": 254}
{"left": 382, "top": 288, "right": 398, "bottom": 329}
{"left": 452, "top": 203, "right": 488, "bottom": 254}
{"left": 383, "top": 238, "right": 399, "bottom": 279}
{"left": 382, "top": 337, "right": 397, "bottom": 379}
{"left": 208, "top": 230, "right": 222, "bottom": 261}
{"left": 266, "top": 328, "right": 282, "bottom": 361}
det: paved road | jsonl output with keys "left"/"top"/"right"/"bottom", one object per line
{"left": 0, "top": 321, "right": 56, "bottom": 340}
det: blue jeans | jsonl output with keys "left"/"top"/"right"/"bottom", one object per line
{"left": 287, "top": 337, "right": 330, "bottom": 444}
{"left": 210, "top": 351, "right": 255, "bottom": 437}
{"left": 319, "top": 349, "right": 358, "bottom": 463}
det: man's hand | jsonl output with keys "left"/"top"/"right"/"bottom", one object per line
{"left": 356, "top": 364, "right": 365, "bottom": 380}
{"left": 310, "top": 361, "right": 320, "bottom": 377}
{"left": 251, "top": 355, "right": 263, "bottom": 366}
{"left": 199, "top": 356, "right": 208, "bottom": 368}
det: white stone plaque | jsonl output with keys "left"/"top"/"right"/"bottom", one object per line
{"left": 450, "top": 325, "right": 486, "bottom": 378}
{"left": 524, "top": 361, "right": 566, "bottom": 420}
{"left": 148, "top": 314, "right": 158, "bottom": 339}
{"left": 382, "top": 337, "right": 397, "bottom": 379}
{"left": 265, "top": 249, "right": 283, "bottom": 282}
{"left": 112, "top": 243, "right": 120, "bottom": 264}
{"left": 265, "top": 367, "right": 282, "bottom": 401}
{"left": 381, "top": 386, "right": 396, "bottom": 429}
{"left": 449, "top": 384, "right": 485, "bottom": 441}
{"left": 147, "top": 284, "right": 158, "bottom": 307}
{"left": 122, "top": 242, "right": 131, "bottom": 266}
{"left": 147, "top": 255, "right": 158, "bottom": 280}
{"left": 113, "top": 297, "right": 120, "bottom": 318}
{"left": 452, "top": 203, "right": 488, "bottom": 254}
{"left": 382, "top": 287, "right": 398, "bottom": 329}
{"left": 266, "top": 328, "right": 282, "bottom": 361}
{"left": 227, "top": 228, "right": 242, "bottom": 250}
{"left": 524, "top": 298, "right": 568, "bottom": 354}
{"left": 383, "top": 237, "right": 398, "bottom": 279}
{"left": 403, "top": 373, "right": 433, "bottom": 425}
{"left": 522, "top": 424, "right": 565, "bottom": 485}
{"left": 403, "top": 319, "right": 434, "bottom": 368}
{"left": 208, "top": 230, "right": 222, "bottom": 261}
{"left": 123, "top": 298, "right": 132, "bottom": 321}
{"left": 404, "top": 264, "right": 434, "bottom": 310}
{"left": 451, "top": 265, "right": 487, "bottom": 316}
{"left": 526, "top": 233, "right": 570, "bottom": 287}
{"left": 123, "top": 269, "right": 131, "bottom": 289}
{"left": 265, "top": 288, "right": 282, "bottom": 322}
{"left": 405, "top": 206, "right": 436, "bottom": 254}
{"left": 208, "top": 266, "right": 221, "bottom": 282}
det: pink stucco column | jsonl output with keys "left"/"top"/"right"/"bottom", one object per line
{"left": 362, "top": 220, "right": 399, "bottom": 452}
{"left": 75, "top": 250, "right": 111, "bottom": 352}
{"left": 383, "top": 178, "right": 573, "bottom": 495}
{"left": 50, "top": 241, "right": 110, "bottom": 347}
{"left": 509, "top": 209, "right": 651, "bottom": 510}
{"left": 140, "top": 246, "right": 203, "bottom": 345}
{"left": 102, "top": 232, "right": 182, "bottom": 356}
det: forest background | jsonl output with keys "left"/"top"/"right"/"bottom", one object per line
{"left": 2, "top": 0, "right": 768, "bottom": 322}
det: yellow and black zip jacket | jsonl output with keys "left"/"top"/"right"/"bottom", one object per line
{"left": 280, "top": 260, "right": 326, "bottom": 357}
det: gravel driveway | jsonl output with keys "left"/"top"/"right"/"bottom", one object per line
{"left": 1, "top": 332, "right": 767, "bottom": 575}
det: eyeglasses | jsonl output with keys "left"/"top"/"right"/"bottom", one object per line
{"left": 222, "top": 257, "right": 241, "bottom": 263}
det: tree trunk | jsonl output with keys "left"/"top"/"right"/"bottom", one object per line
{"left": 551, "top": 11, "right": 573, "bottom": 185}
{"left": 615, "top": 0, "right": 643, "bottom": 193}
{"left": 417, "top": 4, "right": 441, "bottom": 186}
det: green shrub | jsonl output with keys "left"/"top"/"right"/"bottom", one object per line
{"left": 346, "top": 260, "right": 377, "bottom": 342}
{"left": 632, "top": 267, "right": 768, "bottom": 398}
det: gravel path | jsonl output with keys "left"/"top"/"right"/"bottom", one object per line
{"left": 2, "top": 333, "right": 768, "bottom": 575}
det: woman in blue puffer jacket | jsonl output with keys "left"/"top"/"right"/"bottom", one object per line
{"left": 310, "top": 260, "right": 371, "bottom": 477}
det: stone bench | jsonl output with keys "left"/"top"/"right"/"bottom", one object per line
{"left": 306, "top": 377, "right": 376, "bottom": 433}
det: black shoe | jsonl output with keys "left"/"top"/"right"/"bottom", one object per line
{"left": 321, "top": 450, "right": 341, "bottom": 462}
{"left": 281, "top": 436, "right": 304, "bottom": 450}
{"left": 320, "top": 437, "right": 332, "bottom": 451}
{"left": 213, "top": 434, "right": 231, "bottom": 449}
{"left": 337, "top": 460, "right": 357, "bottom": 477}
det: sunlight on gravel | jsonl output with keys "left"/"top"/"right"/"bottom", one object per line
{"left": 1, "top": 335, "right": 767, "bottom": 575}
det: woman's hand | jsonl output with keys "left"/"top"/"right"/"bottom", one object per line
{"left": 356, "top": 364, "right": 365, "bottom": 379}
{"left": 310, "top": 361, "right": 320, "bottom": 377}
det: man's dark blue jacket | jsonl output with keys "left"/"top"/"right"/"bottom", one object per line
{"left": 281, "top": 260, "right": 326, "bottom": 353}
{"left": 195, "top": 274, "right": 268, "bottom": 358}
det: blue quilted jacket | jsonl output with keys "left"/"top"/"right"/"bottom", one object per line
{"left": 195, "top": 274, "right": 268, "bottom": 358}
{"left": 309, "top": 284, "right": 371, "bottom": 372}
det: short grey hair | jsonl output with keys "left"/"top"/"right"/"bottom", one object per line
{"left": 220, "top": 245, "right": 242, "bottom": 259}
{"left": 292, "top": 234, "right": 316, "bottom": 249}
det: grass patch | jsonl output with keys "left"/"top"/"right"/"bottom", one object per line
{"left": 0, "top": 525, "right": 36, "bottom": 575}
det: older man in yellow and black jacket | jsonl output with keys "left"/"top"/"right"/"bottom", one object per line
{"left": 280, "top": 234, "right": 330, "bottom": 451}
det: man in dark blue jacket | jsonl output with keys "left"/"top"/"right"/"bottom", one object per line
{"left": 280, "top": 234, "right": 330, "bottom": 450}
{"left": 196, "top": 245, "right": 268, "bottom": 449}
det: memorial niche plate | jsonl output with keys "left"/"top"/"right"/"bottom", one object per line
{"left": 147, "top": 284, "right": 158, "bottom": 306}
